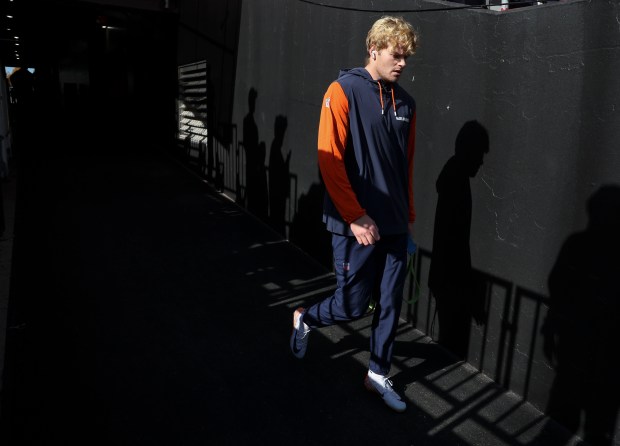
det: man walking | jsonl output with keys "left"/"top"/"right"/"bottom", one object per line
{"left": 290, "top": 16, "right": 419, "bottom": 413}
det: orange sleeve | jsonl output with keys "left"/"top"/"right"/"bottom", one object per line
{"left": 407, "top": 111, "right": 417, "bottom": 223}
{"left": 317, "top": 82, "right": 366, "bottom": 224}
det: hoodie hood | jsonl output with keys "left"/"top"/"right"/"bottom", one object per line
{"left": 338, "top": 68, "right": 400, "bottom": 117}
{"left": 337, "top": 67, "right": 374, "bottom": 82}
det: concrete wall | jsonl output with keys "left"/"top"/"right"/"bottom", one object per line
{"left": 176, "top": 1, "right": 242, "bottom": 145}
{"left": 179, "top": 0, "right": 620, "bottom": 440}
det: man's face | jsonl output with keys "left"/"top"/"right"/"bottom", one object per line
{"left": 375, "top": 44, "right": 408, "bottom": 83}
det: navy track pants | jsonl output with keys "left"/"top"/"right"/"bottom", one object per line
{"left": 303, "top": 232, "right": 408, "bottom": 375}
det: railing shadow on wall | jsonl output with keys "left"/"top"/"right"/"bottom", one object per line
{"left": 175, "top": 66, "right": 300, "bottom": 237}
{"left": 403, "top": 178, "right": 620, "bottom": 444}
{"left": 176, "top": 122, "right": 235, "bottom": 195}
{"left": 235, "top": 136, "right": 299, "bottom": 238}
{"left": 404, "top": 243, "right": 620, "bottom": 444}
{"left": 176, "top": 123, "right": 300, "bottom": 240}
{"left": 404, "top": 248, "right": 554, "bottom": 410}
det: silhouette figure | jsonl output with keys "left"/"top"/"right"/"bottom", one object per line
{"left": 540, "top": 184, "right": 620, "bottom": 446}
{"left": 242, "top": 88, "right": 268, "bottom": 218}
{"left": 0, "top": 149, "right": 4, "bottom": 234}
{"left": 7, "top": 67, "right": 35, "bottom": 150}
{"left": 0, "top": 181, "right": 4, "bottom": 237}
{"left": 289, "top": 172, "right": 333, "bottom": 269}
{"left": 268, "top": 115, "right": 290, "bottom": 236}
{"left": 7, "top": 67, "right": 34, "bottom": 106}
{"left": 243, "top": 88, "right": 259, "bottom": 203}
{"left": 428, "top": 120, "right": 489, "bottom": 359}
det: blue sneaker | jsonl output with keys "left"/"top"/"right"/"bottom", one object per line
{"left": 290, "top": 307, "right": 310, "bottom": 359}
{"left": 364, "top": 370, "right": 407, "bottom": 412}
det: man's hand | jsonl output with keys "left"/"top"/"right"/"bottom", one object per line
{"left": 350, "top": 215, "right": 380, "bottom": 245}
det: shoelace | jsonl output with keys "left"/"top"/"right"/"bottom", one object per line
{"left": 295, "top": 320, "right": 310, "bottom": 343}
{"left": 375, "top": 376, "right": 401, "bottom": 399}
{"left": 382, "top": 377, "right": 395, "bottom": 391}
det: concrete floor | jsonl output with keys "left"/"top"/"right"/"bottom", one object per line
{"left": 0, "top": 147, "right": 583, "bottom": 445}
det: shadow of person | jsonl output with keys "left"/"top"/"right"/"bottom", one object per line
{"left": 537, "top": 184, "right": 620, "bottom": 446}
{"left": 7, "top": 67, "right": 36, "bottom": 151}
{"left": 268, "top": 115, "right": 290, "bottom": 236}
{"left": 243, "top": 87, "right": 263, "bottom": 214}
{"left": 427, "top": 120, "right": 489, "bottom": 360}
{"left": 289, "top": 171, "right": 333, "bottom": 270}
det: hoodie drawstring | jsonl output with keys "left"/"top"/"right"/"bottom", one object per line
{"left": 391, "top": 87, "right": 396, "bottom": 116}
{"left": 377, "top": 81, "right": 397, "bottom": 117}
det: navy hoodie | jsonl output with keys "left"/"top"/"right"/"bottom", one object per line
{"left": 317, "top": 67, "right": 417, "bottom": 236}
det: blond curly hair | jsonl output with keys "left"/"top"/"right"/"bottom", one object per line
{"left": 366, "top": 16, "right": 418, "bottom": 56}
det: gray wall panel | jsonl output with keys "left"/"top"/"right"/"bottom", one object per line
{"left": 193, "top": 0, "right": 620, "bottom": 440}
